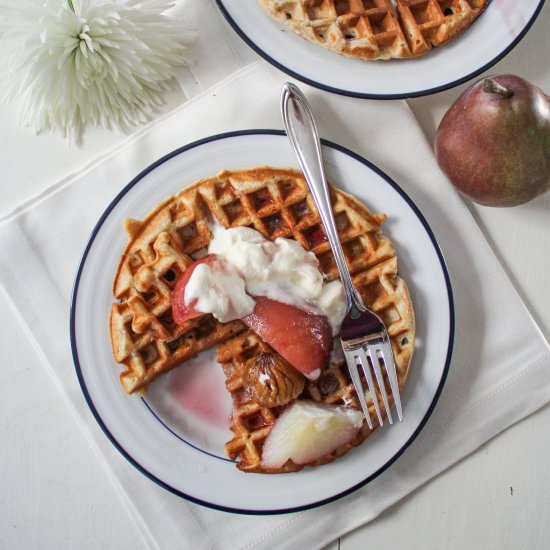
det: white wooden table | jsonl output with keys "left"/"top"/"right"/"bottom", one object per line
{"left": 1, "top": 3, "right": 549, "bottom": 549}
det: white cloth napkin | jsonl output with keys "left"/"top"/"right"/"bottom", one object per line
{"left": 1, "top": 61, "right": 549, "bottom": 550}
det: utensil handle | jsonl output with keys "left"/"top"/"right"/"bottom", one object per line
{"left": 281, "top": 82, "right": 363, "bottom": 310}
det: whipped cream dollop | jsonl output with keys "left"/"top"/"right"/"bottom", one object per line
{"left": 183, "top": 260, "right": 255, "bottom": 323}
{"left": 184, "top": 226, "right": 347, "bottom": 334}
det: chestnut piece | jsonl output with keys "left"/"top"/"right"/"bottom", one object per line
{"left": 245, "top": 352, "right": 305, "bottom": 408}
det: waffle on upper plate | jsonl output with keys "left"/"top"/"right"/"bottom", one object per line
{"left": 260, "top": 0, "right": 488, "bottom": 61}
{"left": 110, "top": 167, "right": 415, "bottom": 472}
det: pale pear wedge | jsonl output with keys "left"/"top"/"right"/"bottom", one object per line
{"left": 261, "top": 401, "right": 363, "bottom": 469}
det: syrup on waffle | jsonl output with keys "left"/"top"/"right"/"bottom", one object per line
{"left": 110, "top": 167, "right": 415, "bottom": 472}
{"left": 260, "top": 0, "right": 488, "bottom": 60}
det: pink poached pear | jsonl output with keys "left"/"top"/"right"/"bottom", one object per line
{"left": 243, "top": 296, "right": 332, "bottom": 381}
{"left": 171, "top": 255, "right": 217, "bottom": 325}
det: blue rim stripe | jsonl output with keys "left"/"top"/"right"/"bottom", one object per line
{"left": 141, "top": 397, "right": 234, "bottom": 463}
{"left": 214, "top": 0, "right": 545, "bottom": 100}
{"left": 70, "top": 129, "right": 455, "bottom": 515}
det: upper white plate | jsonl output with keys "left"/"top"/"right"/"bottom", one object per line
{"left": 215, "top": 0, "right": 545, "bottom": 98}
{"left": 71, "top": 131, "right": 454, "bottom": 514}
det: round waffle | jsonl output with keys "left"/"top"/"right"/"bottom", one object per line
{"left": 110, "top": 167, "right": 415, "bottom": 472}
{"left": 260, "top": 0, "right": 488, "bottom": 61}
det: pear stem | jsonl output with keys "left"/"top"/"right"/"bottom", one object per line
{"left": 483, "top": 78, "right": 514, "bottom": 99}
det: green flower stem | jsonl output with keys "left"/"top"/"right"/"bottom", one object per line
{"left": 67, "top": 0, "right": 75, "bottom": 12}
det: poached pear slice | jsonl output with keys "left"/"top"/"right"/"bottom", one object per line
{"left": 261, "top": 401, "right": 363, "bottom": 469}
{"left": 171, "top": 255, "right": 218, "bottom": 325}
{"left": 243, "top": 296, "right": 332, "bottom": 381}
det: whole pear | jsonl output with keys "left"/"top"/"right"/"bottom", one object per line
{"left": 435, "top": 75, "right": 550, "bottom": 207}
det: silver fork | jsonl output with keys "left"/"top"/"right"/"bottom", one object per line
{"left": 281, "top": 82, "right": 403, "bottom": 428}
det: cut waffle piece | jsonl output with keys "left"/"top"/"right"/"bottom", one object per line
{"left": 397, "top": 0, "right": 487, "bottom": 57}
{"left": 259, "top": 0, "right": 488, "bottom": 60}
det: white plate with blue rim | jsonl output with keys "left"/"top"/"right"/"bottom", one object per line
{"left": 215, "top": 0, "right": 545, "bottom": 99}
{"left": 70, "top": 130, "right": 454, "bottom": 514}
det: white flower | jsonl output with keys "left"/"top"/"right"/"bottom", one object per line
{"left": 0, "top": 0, "right": 193, "bottom": 137}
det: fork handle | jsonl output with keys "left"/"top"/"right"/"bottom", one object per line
{"left": 281, "top": 82, "right": 363, "bottom": 311}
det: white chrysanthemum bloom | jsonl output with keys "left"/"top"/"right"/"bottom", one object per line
{"left": 0, "top": 0, "right": 193, "bottom": 137}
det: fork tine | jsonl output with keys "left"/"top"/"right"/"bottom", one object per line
{"left": 366, "top": 346, "right": 393, "bottom": 425}
{"left": 344, "top": 349, "right": 373, "bottom": 429}
{"left": 356, "top": 347, "right": 384, "bottom": 427}
{"left": 379, "top": 339, "right": 403, "bottom": 422}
